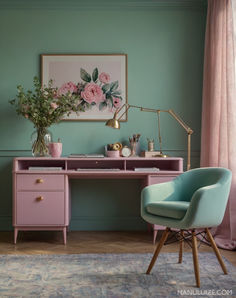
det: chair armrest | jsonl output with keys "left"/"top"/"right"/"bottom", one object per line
{"left": 183, "top": 182, "right": 231, "bottom": 228}
{"left": 141, "top": 181, "right": 176, "bottom": 210}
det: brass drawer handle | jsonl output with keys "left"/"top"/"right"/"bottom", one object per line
{"left": 36, "top": 196, "right": 44, "bottom": 201}
{"left": 36, "top": 178, "right": 44, "bottom": 184}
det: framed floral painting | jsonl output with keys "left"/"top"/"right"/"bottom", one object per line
{"left": 41, "top": 54, "right": 127, "bottom": 121}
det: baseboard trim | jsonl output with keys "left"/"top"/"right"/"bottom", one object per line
{"left": 0, "top": 216, "right": 147, "bottom": 231}
{"left": 0, "top": 215, "right": 12, "bottom": 231}
{"left": 70, "top": 216, "right": 147, "bottom": 231}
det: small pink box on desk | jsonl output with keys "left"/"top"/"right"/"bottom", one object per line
{"left": 106, "top": 151, "right": 120, "bottom": 158}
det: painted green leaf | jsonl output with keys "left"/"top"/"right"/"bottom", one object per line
{"left": 111, "top": 90, "right": 121, "bottom": 96}
{"left": 80, "top": 68, "right": 91, "bottom": 82}
{"left": 106, "top": 94, "right": 113, "bottom": 107}
{"left": 107, "top": 99, "right": 113, "bottom": 108}
{"left": 84, "top": 102, "right": 92, "bottom": 110}
{"left": 110, "top": 81, "right": 119, "bottom": 92}
{"left": 102, "top": 84, "right": 110, "bottom": 93}
{"left": 115, "top": 95, "right": 123, "bottom": 100}
{"left": 99, "top": 101, "right": 107, "bottom": 111}
{"left": 92, "top": 68, "right": 98, "bottom": 82}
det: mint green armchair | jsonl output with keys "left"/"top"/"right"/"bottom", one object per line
{"left": 141, "top": 167, "right": 232, "bottom": 287}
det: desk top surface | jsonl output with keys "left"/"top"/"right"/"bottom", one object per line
{"left": 14, "top": 157, "right": 183, "bottom": 160}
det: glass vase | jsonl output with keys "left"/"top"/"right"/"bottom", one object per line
{"left": 31, "top": 128, "right": 52, "bottom": 157}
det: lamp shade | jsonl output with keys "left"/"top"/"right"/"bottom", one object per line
{"left": 105, "top": 118, "right": 120, "bottom": 129}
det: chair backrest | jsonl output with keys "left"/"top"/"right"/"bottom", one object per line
{"left": 173, "top": 167, "right": 232, "bottom": 203}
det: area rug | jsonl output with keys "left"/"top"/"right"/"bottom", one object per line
{"left": 0, "top": 253, "right": 235, "bottom": 297}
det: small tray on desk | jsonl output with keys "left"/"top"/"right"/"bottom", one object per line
{"left": 69, "top": 154, "right": 105, "bottom": 158}
{"left": 76, "top": 168, "right": 121, "bottom": 172}
{"left": 28, "top": 167, "right": 63, "bottom": 171}
{"left": 134, "top": 167, "right": 160, "bottom": 172}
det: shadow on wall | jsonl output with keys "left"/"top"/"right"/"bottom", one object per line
{"left": 0, "top": 157, "right": 13, "bottom": 230}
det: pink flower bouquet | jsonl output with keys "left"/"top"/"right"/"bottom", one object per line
{"left": 10, "top": 77, "right": 81, "bottom": 157}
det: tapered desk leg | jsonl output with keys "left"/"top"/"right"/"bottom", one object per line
{"left": 206, "top": 228, "right": 227, "bottom": 274}
{"left": 63, "top": 227, "right": 67, "bottom": 245}
{"left": 146, "top": 227, "right": 170, "bottom": 274}
{"left": 178, "top": 230, "right": 184, "bottom": 263}
{"left": 192, "top": 230, "right": 200, "bottom": 287}
{"left": 14, "top": 228, "right": 18, "bottom": 244}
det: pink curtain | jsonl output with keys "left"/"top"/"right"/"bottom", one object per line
{"left": 201, "top": 0, "right": 236, "bottom": 250}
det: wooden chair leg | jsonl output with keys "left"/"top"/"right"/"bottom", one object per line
{"left": 146, "top": 227, "right": 170, "bottom": 274}
{"left": 205, "top": 228, "right": 227, "bottom": 274}
{"left": 192, "top": 230, "right": 200, "bottom": 287}
{"left": 178, "top": 230, "right": 184, "bottom": 263}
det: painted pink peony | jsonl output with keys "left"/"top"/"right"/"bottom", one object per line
{"left": 99, "top": 72, "right": 110, "bottom": 84}
{"left": 58, "top": 81, "right": 77, "bottom": 95}
{"left": 113, "top": 97, "right": 121, "bottom": 108}
{"left": 81, "top": 83, "right": 105, "bottom": 104}
{"left": 50, "top": 102, "right": 58, "bottom": 109}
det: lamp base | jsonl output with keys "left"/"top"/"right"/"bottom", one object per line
{"left": 153, "top": 153, "right": 168, "bottom": 158}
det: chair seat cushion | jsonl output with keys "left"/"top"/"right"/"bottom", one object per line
{"left": 146, "top": 201, "right": 190, "bottom": 220}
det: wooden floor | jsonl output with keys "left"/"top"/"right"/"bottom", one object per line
{"left": 0, "top": 231, "right": 235, "bottom": 266}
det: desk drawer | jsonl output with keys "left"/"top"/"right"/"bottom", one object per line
{"left": 16, "top": 191, "right": 65, "bottom": 225}
{"left": 149, "top": 175, "right": 176, "bottom": 185}
{"left": 16, "top": 174, "right": 64, "bottom": 191}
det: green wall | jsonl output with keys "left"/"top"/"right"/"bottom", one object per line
{"left": 0, "top": 0, "right": 206, "bottom": 230}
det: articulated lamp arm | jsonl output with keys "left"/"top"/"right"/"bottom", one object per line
{"left": 168, "top": 109, "right": 193, "bottom": 135}
{"left": 167, "top": 109, "right": 193, "bottom": 171}
{"left": 105, "top": 104, "right": 193, "bottom": 170}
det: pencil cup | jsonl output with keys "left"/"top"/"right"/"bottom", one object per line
{"left": 49, "top": 142, "right": 62, "bottom": 158}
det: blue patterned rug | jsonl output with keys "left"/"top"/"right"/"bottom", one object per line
{"left": 0, "top": 253, "right": 235, "bottom": 297}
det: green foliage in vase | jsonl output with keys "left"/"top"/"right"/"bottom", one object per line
{"left": 9, "top": 77, "right": 80, "bottom": 129}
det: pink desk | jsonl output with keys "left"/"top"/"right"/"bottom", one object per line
{"left": 12, "top": 157, "right": 183, "bottom": 244}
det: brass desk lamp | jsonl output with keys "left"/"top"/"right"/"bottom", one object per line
{"left": 105, "top": 103, "right": 193, "bottom": 171}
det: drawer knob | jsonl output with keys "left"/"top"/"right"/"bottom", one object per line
{"left": 36, "top": 196, "right": 44, "bottom": 201}
{"left": 36, "top": 178, "right": 44, "bottom": 184}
